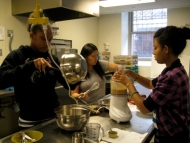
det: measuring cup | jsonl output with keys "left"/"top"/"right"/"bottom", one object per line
{"left": 72, "top": 132, "right": 97, "bottom": 143}
{"left": 83, "top": 123, "right": 104, "bottom": 141}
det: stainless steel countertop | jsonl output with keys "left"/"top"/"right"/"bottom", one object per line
{"left": 0, "top": 106, "right": 153, "bottom": 143}
{"left": 0, "top": 103, "right": 153, "bottom": 142}
{"left": 0, "top": 84, "right": 153, "bottom": 143}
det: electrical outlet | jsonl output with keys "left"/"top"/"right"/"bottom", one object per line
{"left": 52, "top": 27, "right": 59, "bottom": 36}
{"left": 7, "top": 30, "right": 13, "bottom": 37}
{"left": 0, "top": 49, "right": 2, "bottom": 56}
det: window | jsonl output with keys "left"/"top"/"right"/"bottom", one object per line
{"left": 130, "top": 8, "right": 167, "bottom": 59}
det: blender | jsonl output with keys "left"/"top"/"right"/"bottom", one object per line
{"left": 109, "top": 79, "right": 132, "bottom": 123}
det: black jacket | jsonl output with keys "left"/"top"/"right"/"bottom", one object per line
{"left": 0, "top": 45, "right": 79, "bottom": 120}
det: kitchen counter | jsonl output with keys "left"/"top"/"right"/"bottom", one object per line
{"left": 0, "top": 84, "right": 154, "bottom": 143}
{"left": 0, "top": 105, "right": 153, "bottom": 143}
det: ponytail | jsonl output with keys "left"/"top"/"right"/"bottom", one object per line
{"left": 180, "top": 27, "right": 190, "bottom": 40}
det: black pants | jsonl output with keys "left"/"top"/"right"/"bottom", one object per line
{"left": 154, "top": 128, "right": 189, "bottom": 143}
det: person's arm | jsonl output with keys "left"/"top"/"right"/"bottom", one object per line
{"left": 107, "top": 62, "right": 119, "bottom": 71}
{"left": 127, "top": 83, "right": 150, "bottom": 114}
{"left": 126, "top": 70, "right": 154, "bottom": 89}
{"left": 71, "top": 85, "right": 80, "bottom": 98}
{"left": 112, "top": 72, "right": 151, "bottom": 114}
{"left": 107, "top": 62, "right": 153, "bottom": 89}
{"left": 71, "top": 85, "right": 88, "bottom": 100}
{"left": 0, "top": 51, "right": 36, "bottom": 89}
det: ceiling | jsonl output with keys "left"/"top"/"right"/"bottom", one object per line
{"left": 99, "top": 0, "right": 190, "bottom": 15}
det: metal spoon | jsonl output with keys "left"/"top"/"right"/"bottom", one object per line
{"left": 25, "top": 134, "right": 36, "bottom": 142}
{"left": 19, "top": 132, "right": 36, "bottom": 143}
{"left": 20, "top": 132, "right": 27, "bottom": 143}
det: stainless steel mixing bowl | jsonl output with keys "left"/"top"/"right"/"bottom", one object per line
{"left": 60, "top": 53, "right": 87, "bottom": 84}
{"left": 54, "top": 104, "right": 91, "bottom": 131}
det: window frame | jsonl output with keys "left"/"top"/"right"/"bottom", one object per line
{"left": 128, "top": 9, "right": 167, "bottom": 61}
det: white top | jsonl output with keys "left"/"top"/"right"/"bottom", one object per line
{"left": 79, "top": 60, "right": 109, "bottom": 104}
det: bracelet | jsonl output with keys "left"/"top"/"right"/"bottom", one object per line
{"left": 134, "top": 74, "right": 139, "bottom": 81}
{"left": 130, "top": 91, "right": 139, "bottom": 99}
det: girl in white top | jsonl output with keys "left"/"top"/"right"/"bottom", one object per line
{"left": 71, "top": 43, "right": 119, "bottom": 104}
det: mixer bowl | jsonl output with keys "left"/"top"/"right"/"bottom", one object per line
{"left": 60, "top": 53, "right": 87, "bottom": 84}
{"left": 54, "top": 104, "right": 91, "bottom": 131}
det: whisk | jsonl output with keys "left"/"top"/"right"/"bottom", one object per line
{"left": 78, "top": 82, "right": 100, "bottom": 104}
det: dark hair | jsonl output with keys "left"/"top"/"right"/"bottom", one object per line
{"left": 154, "top": 26, "right": 190, "bottom": 56}
{"left": 80, "top": 43, "right": 105, "bottom": 79}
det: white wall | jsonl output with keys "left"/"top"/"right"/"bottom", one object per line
{"left": 0, "top": 0, "right": 29, "bottom": 64}
{"left": 168, "top": 7, "right": 190, "bottom": 27}
{"left": 168, "top": 7, "right": 190, "bottom": 56}
{"left": 98, "top": 13, "right": 122, "bottom": 62}
{"left": 0, "top": 0, "right": 5, "bottom": 63}
{"left": 52, "top": 17, "right": 99, "bottom": 53}
{"left": 121, "top": 12, "right": 129, "bottom": 55}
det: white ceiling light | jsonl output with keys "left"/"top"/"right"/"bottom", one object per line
{"left": 99, "top": 0, "right": 156, "bottom": 7}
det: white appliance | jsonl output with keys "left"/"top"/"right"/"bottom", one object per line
{"left": 109, "top": 95, "right": 132, "bottom": 123}
{"left": 109, "top": 81, "right": 132, "bottom": 123}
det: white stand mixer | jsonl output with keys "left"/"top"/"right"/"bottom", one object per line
{"left": 109, "top": 81, "right": 132, "bottom": 123}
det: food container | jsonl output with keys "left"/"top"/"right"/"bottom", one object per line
{"left": 113, "top": 55, "right": 138, "bottom": 65}
{"left": 11, "top": 130, "right": 43, "bottom": 143}
{"left": 54, "top": 104, "right": 91, "bottom": 131}
{"left": 108, "top": 130, "right": 118, "bottom": 138}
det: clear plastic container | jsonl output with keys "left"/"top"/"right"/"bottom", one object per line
{"left": 110, "top": 80, "right": 127, "bottom": 95}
